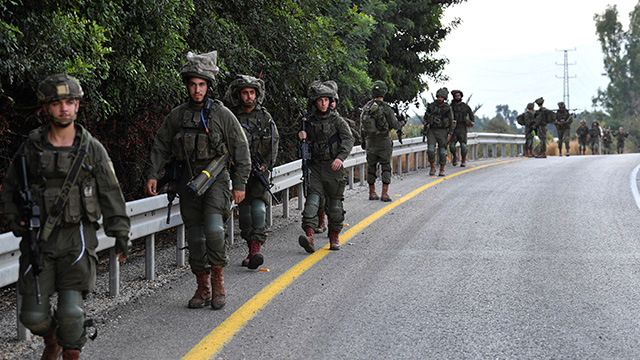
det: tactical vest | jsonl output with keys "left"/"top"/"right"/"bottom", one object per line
{"left": 26, "top": 127, "right": 101, "bottom": 226}
{"left": 308, "top": 115, "right": 342, "bottom": 161}
{"left": 236, "top": 107, "right": 274, "bottom": 165}
{"left": 174, "top": 99, "right": 228, "bottom": 174}
{"left": 360, "top": 100, "right": 388, "bottom": 137}
{"left": 427, "top": 102, "right": 451, "bottom": 129}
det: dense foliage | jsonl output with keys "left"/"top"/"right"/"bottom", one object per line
{"left": 0, "top": 0, "right": 463, "bottom": 199}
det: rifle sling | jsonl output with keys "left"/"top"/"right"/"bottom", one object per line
{"left": 40, "top": 128, "right": 91, "bottom": 242}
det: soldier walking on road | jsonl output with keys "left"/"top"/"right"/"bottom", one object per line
{"left": 576, "top": 120, "right": 589, "bottom": 155}
{"left": 297, "top": 80, "right": 354, "bottom": 252}
{"left": 531, "top": 97, "right": 554, "bottom": 158}
{"left": 223, "top": 75, "right": 279, "bottom": 270}
{"left": 554, "top": 102, "right": 573, "bottom": 156}
{"left": 602, "top": 128, "right": 613, "bottom": 154}
{"left": 360, "top": 80, "right": 402, "bottom": 202}
{"left": 449, "top": 90, "right": 475, "bottom": 167}
{"left": 523, "top": 103, "right": 536, "bottom": 157}
{"left": 613, "top": 127, "right": 629, "bottom": 154}
{"left": 587, "top": 121, "right": 601, "bottom": 155}
{"left": 1, "top": 74, "right": 131, "bottom": 360}
{"left": 423, "top": 88, "right": 455, "bottom": 176}
{"left": 145, "top": 52, "right": 251, "bottom": 310}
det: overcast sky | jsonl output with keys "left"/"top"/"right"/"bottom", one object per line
{"left": 421, "top": 0, "right": 639, "bottom": 119}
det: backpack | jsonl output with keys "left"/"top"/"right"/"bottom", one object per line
{"left": 360, "top": 100, "right": 388, "bottom": 136}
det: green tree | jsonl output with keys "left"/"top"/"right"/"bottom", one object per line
{"left": 482, "top": 118, "right": 514, "bottom": 134}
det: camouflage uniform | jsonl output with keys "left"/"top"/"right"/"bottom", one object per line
{"left": 532, "top": 97, "right": 554, "bottom": 158}
{"left": 449, "top": 90, "right": 475, "bottom": 166}
{"left": 1, "top": 75, "right": 130, "bottom": 356}
{"left": 587, "top": 121, "right": 601, "bottom": 155}
{"left": 576, "top": 121, "right": 589, "bottom": 155}
{"left": 554, "top": 102, "right": 573, "bottom": 156}
{"left": 602, "top": 129, "right": 613, "bottom": 154}
{"left": 223, "top": 75, "right": 279, "bottom": 269}
{"left": 423, "top": 88, "right": 455, "bottom": 175}
{"left": 523, "top": 104, "right": 535, "bottom": 157}
{"left": 360, "top": 81, "right": 402, "bottom": 202}
{"left": 298, "top": 80, "right": 354, "bottom": 252}
{"left": 147, "top": 52, "right": 251, "bottom": 310}
{"left": 613, "top": 128, "right": 629, "bottom": 154}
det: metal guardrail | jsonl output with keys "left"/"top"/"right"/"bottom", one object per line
{"left": 1, "top": 132, "right": 524, "bottom": 340}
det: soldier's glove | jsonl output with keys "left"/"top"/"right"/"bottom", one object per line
{"left": 115, "top": 236, "right": 131, "bottom": 258}
{"left": 4, "top": 214, "right": 26, "bottom": 237}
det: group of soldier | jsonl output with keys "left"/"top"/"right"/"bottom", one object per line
{"left": 0, "top": 50, "right": 410, "bottom": 359}
{"left": 519, "top": 97, "right": 630, "bottom": 157}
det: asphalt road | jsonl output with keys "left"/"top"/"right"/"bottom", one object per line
{"left": 14, "top": 153, "right": 640, "bottom": 359}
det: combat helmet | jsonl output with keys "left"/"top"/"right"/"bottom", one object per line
{"left": 223, "top": 74, "right": 265, "bottom": 107}
{"left": 451, "top": 89, "right": 463, "bottom": 98}
{"left": 558, "top": 102, "right": 566, "bottom": 108}
{"left": 435, "top": 87, "right": 449, "bottom": 99}
{"left": 371, "top": 80, "right": 388, "bottom": 98}
{"left": 180, "top": 51, "right": 219, "bottom": 84}
{"left": 308, "top": 80, "right": 337, "bottom": 102}
{"left": 526, "top": 103, "right": 534, "bottom": 110}
{"left": 37, "top": 74, "right": 84, "bottom": 104}
{"left": 535, "top": 97, "right": 544, "bottom": 105}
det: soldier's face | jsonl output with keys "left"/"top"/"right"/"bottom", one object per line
{"left": 44, "top": 98, "right": 78, "bottom": 128}
{"left": 187, "top": 77, "right": 208, "bottom": 104}
{"left": 454, "top": 94, "right": 461, "bottom": 101}
{"left": 239, "top": 87, "right": 256, "bottom": 107}
{"left": 316, "top": 97, "right": 330, "bottom": 113}
{"left": 436, "top": 95, "right": 445, "bottom": 104}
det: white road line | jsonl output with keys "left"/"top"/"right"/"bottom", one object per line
{"left": 630, "top": 164, "right": 640, "bottom": 211}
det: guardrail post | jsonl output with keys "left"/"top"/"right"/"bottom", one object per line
{"left": 359, "top": 164, "right": 365, "bottom": 186}
{"left": 226, "top": 214, "right": 234, "bottom": 246}
{"left": 396, "top": 155, "right": 401, "bottom": 174}
{"left": 502, "top": 144, "right": 507, "bottom": 158}
{"left": 297, "top": 184, "right": 304, "bottom": 210}
{"left": 405, "top": 154, "right": 410, "bottom": 173}
{"left": 145, "top": 234, "right": 155, "bottom": 281}
{"left": 348, "top": 166, "right": 354, "bottom": 190}
{"left": 266, "top": 197, "right": 273, "bottom": 226}
{"left": 283, "top": 188, "right": 290, "bottom": 218}
{"left": 109, "top": 248, "right": 120, "bottom": 296}
{"left": 16, "top": 287, "right": 29, "bottom": 341}
{"left": 176, "top": 224, "right": 185, "bottom": 267}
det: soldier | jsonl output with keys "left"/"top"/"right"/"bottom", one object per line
{"left": 223, "top": 75, "right": 279, "bottom": 270}
{"left": 602, "top": 128, "right": 613, "bottom": 154}
{"left": 587, "top": 121, "right": 601, "bottom": 155}
{"left": 360, "top": 80, "right": 402, "bottom": 202}
{"left": 297, "top": 80, "right": 354, "bottom": 252}
{"left": 613, "top": 127, "right": 629, "bottom": 154}
{"left": 523, "top": 103, "right": 536, "bottom": 157}
{"left": 449, "top": 89, "right": 475, "bottom": 167}
{"left": 531, "top": 97, "right": 554, "bottom": 158}
{"left": 554, "top": 102, "right": 573, "bottom": 156}
{"left": 145, "top": 52, "right": 251, "bottom": 310}
{"left": 1, "top": 74, "right": 130, "bottom": 360}
{"left": 576, "top": 120, "right": 589, "bottom": 155}
{"left": 423, "top": 88, "right": 455, "bottom": 176}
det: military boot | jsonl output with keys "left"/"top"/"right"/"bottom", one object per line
{"left": 241, "top": 241, "right": 252, "bottom": 267}
{"left": 438, "top": 164, "right": 446, "bottom": 176}
{"left": 329, "top": 230, "right": 341, "bottom": 250}
{"left": 380, "top": 184, "right": 392, "bottom": 202}
{"left": 188, "top": 270, "right": 211, "bottom": 308}
{"left": 298, "top": 226, "right": 315, "bottom": 253}
{"left": 62, "top": 349, "right": 81, "bottom": 360}
{"left": 460, "top": 155, "right": 467, "bottom": 167}
{"left": 210, "top": 266, "right": 226, "bottom": 310}
{"left": 452, "top": 153, "right": 458, "bottom": 166}
{"left": 315, "top": 211, "right": 327, "bottom": 233}
{"left": 41, "top": 331, "right": 62, "bottom": 360}
{"left": 247, "top": 240, "right": 264, "bottom": 270}
{"left": 368, "top": 184, "right": 379, "bottom": 200}
{"left": 535, "top": 151, "right": 547, "bottom": 158}
{"left": 429, "top": 162, "right": 436, "bottom": 176}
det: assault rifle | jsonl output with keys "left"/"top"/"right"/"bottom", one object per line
{"left": 298, "top": 110, "right": 312, "bottom": 197}
{"left": 156, "top": 161, "right": 184, "bottom": 224}
{"left": 251, "top": 157, "right": 280, "bottom": 204}
{"left": 19, "top": 154, "right": 43, "bottom": 304}
{"left": 392, "top": 104, "right": 407, "bottom": 144}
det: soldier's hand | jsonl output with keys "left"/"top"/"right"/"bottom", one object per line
{"left": 115, "top": 236, "right": 130, "bottom": 263}
{"left": 446, "top": 134, "right": 452, "bottom": 144}
{"left": 232, "top": 190, "right": 246, "bottom": 204}
{"left": 145, "top": 179, "right": 158, "bottom": 196}
{"left": 331, "top": 158, "right": 343, "bottom": 171}
{"left": 298, "top": 131, "right": 307, "bottom": 140}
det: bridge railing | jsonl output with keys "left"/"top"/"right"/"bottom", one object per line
{"left": 1, "top": 132, "right": 523, "bottom": 340}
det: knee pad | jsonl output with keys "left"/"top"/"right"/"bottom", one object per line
{"left": 427, "top": 145, "right": 435, "bottom": 156}
{"left": 55, "top": 290, "right": 85, "bottom": 349}
{"left": 460, "top": 143, "right": 468, "bottom": 155}
{"left": 20, "top": 295, "right": 53, "bottom": 334}
{"left": 250, "top": 199, "right": 266, "bottom": 229}
{"left": 438, "top": 147, "right": 448, "bottom": 163}
{"left": 302, "top": 193, "right": 320, "bottom": 219}
{"left": 203, "top": 214, "right": 225, "bottom": 243}
{"left": 327, "top": 198, "right": 344, "bottom": 223}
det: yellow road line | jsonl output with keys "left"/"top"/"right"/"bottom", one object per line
{"left": 182, "top": 159, "right": 520, "bottom": 360}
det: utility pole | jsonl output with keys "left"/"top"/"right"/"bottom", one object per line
{"left": 556, "top": 48, "right": 576, "bottom": 109}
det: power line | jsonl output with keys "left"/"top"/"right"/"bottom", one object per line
{"left": 556, "top": 48, "right": 577, "bottom": 108}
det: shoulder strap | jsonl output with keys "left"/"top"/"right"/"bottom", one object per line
{"left": 40, "top": 128, "right": 91, "bottom": 241}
